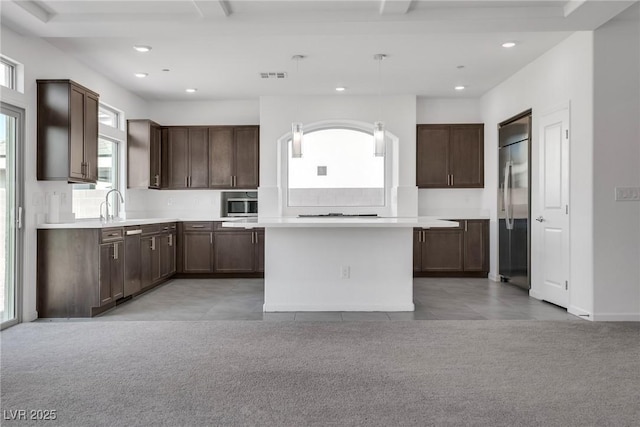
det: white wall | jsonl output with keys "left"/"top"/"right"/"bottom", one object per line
{"left": 258, "top": 95, "right": 417, "bottom": 217}
{"left": 592, "top": 4, "right": 640, "bottom": 320}
{"left": 148, "top": 100, "right": 259, "bottom": 125}
{"left": 1, "top": 27, "right": 150, "bottom": 321}
{"left": 481, "top": 32, "right": 595, "bottom": 317}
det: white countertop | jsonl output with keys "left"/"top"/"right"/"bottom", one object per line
{"left": 221, "top": 216, "right": 459, "bottom": 229}
{"left": 37, "top": 217, "right": 245, "bottom": 229}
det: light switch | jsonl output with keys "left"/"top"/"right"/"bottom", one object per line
{"left": 615, "top": 187, "right": 640, "bottom": 201}
{"left": 317, "top": 166, "right": 327, "bottom": 176}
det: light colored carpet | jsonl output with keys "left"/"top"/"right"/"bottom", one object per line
{"left": 1, "top": 321, "right": 639, "bottom": 426}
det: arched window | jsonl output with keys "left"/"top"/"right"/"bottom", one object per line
{"left": 285, "top": 125, "right": 388, "bottom": 208}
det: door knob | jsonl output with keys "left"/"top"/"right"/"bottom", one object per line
{"left": 535, "top": 216, "right": 545, "bottom": 222}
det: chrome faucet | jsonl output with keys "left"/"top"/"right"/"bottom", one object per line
{"left": 105, "top": 189, "right": 124, "bottom": 221}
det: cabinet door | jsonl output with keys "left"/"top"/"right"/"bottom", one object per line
{"left": 449, "top": 125, "right": 484, "bottom": 188}
{"left": 69, "top": 86, "right": 86, "bottom": 181}
{"left": 214, "top": 231, "right": 255, "bottom": 273}
{"left": 168, "top": 127, "right": 189, "bottom": 188}
{"left": 124, "top": 234, "right": 141, "bottom": 297}
{"left": 209, "top": 127, "right": 234, "bottom": 188}
{"left": 84, "top": 91, "right": 99, "bottom": 182}
{"left": 183, "top": 232, "right": 214, "bottom": 273}
{"left": 234, "top": 127, "right": 259, "bottom": 189}
{"left": 159, "top": 234, "right": 171, "bottom": 278}
{"left": 150, "top": 235, "right": 162, "bottom": 284}
{"left": 421, "top": 230, "right": 464, "bottom": 272}
{"left": 189, "top": 128, "right": 209, "bottom": 188}
{"left": 463, "top": 220, "right": 488, "bottom": 272}
{"left": 140, "top": 236, "right": 153, "bottom": 289}
{"left": 149, "top": 123, "right": 162, "bottom": 188}
{"left": 99, "top": 244, "right": 113, "bottom": 305}
{"left": 417, "top": 125, "right": 449, "bottom": 188}
{"left": 168, "top": 232, "right": 177, "bottom": 275}
{"left": 413, "top": 229, "right": 423, "bottom": 272}
{"left": 111, "top": 241, "right": 124, "bottom": 300}
{"left": 254, "top": 230, "right": 265, "bottom": 273}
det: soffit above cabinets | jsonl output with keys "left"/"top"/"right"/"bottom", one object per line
{"left": 1, "top": 0, "right": 635, "bottom": 101}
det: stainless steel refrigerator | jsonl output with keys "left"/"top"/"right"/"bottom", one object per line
{"left": 498, "top": 113, "right": 531, "bottom": 290}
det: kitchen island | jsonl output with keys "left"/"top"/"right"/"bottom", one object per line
{"left": 224, "top": 217, "right": 458, "bottom": 312}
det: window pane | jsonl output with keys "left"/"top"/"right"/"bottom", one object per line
{"left": 288, "top": 128, "right": 385, "bottom": 207}
{"left": 73, "top": 138, "right": 120, "bottom": 219}
{"left": 98, "top": 104, "right": 121, "bottom": 129}
{"left": 0, "top": 59, "right": 15, "bottom": 90}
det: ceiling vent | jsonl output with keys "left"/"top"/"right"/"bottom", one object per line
{"left": 260, "top": 72, "right": 287, "bottom": 79}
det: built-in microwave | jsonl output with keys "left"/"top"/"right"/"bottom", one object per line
{"left": 226, "top": 198, "right": 258, "bottom": 217}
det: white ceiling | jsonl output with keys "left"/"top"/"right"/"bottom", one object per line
{"left": 1, "top": 0, "right": 636, "bottom": 101}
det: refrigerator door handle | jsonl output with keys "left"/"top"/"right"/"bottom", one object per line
{"left": 504, "top": 161, "right": 514, "bottom": 230}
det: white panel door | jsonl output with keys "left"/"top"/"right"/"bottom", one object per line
{"left": 533, "top": 107, "right": 570, "bottom": 308}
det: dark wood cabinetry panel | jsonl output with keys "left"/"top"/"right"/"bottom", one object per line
{"left": 254, "top": 230, "right": 265, "bottom": 273}
{"left": 414, "top": 219, "right": 489, "bottom": 277}
{"left": 168, "top": 127, "right": 190, "bottom": 188}
{"left": 37, "top": 80, "right": 99, "bottom": 183}
{"left": 416, "top": 124, "right": 484, "bottom": 188}
{"left": 422, "top": 230, "right": 464, "bottom": 272}
{"left": 189, "top": 128, "right": 209, "bottom": 188}
{"left": 209, "top": 127, "right": 234, "bottom": 187}
{"left": 214, "top": 231, "right": 255, "bottom": 273}
{"left": 417, "top": 126, "right": 449, "bottom": 188}
{"left": 449, "top": 126, "right": 484, "bottom": 188}
{"left": 127, "top": 120, "right": 163, "bottom": 189}
{"left": 124, "top": 231, "right": 142, "bottom": 297}
{"left": 463, "top": 220, "right": 489, "bottom": 272}
{"left": 99, "top": 244, "right": 114, "bottom": 305}
{"left": 183, "top": 232, "right": 214, "bottom": 273}
{"left": 234, "top": 126, "right": 260, "bottom": 189}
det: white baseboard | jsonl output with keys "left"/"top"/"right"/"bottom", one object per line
{"left": 488, "top": 272, "right": 500, "bottom": 282}
{"left": 264, "top": 303, "right": 415, "bottom": 312}
{"left": 529, "top": 289, "right": 543, "bottom": 300}
{"left": 592, "top": 312, "right": 640, "bottom": 322}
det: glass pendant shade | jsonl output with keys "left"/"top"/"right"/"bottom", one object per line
{"left": 373, "top": 121, "right": 385, "bottom": 157}
{"left": 291, "top": 122, "right": 303, "bottom": 158}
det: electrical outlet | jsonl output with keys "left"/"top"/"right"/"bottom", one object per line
{"left": 615, "top": 187, "right": 640, "bottom": 201}
{"left": 167, "top": 197, "right": 174, "bottom": 206}
{"left": 340, "top": 266, "right": 350, "bottom": 279}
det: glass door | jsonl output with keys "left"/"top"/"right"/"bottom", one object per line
{"left": 1, "top": 103, "right": 23, "bottom": 329}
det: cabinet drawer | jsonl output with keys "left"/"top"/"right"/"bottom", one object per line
{"left": 183, "top": 221, "right": 214, "bottom": 231}
{"left": 101, "top": 227, "right": 124, "bottom": 242}
{"left": 141, "top": 224, "right": 162, "bottom": 235}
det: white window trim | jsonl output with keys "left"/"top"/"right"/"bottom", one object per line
{"left": 0, "top": 55, "right": 24, "bottom": 93}
{"left": 277, "top": 119, "right": 399, "bottom": 217}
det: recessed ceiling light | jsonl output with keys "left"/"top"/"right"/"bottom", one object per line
{"left": 133, "top": 45, "right": 152, "bottom": 53}
{"left": 185, "top": 88, "right": 197, "bottom": 93}
{"left": 454, "top": 85, "right": 466, "bottom": 91}
{"left": 162, "top": 69, "right": 170, "bottom": 72}
{"left": 134, "top": 72, "right": 148, "bottom": 78}
{"left": 335, "top": 87, "right": 346, "bottom": 92}
{"left": 456, "top": 65, "right": 465, "bottom": 69}
{"left": 502, "top": 42, "right": 517, "bottom": 48}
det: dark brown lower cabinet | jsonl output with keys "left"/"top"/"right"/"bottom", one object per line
{"left": 99, "top": 241, "right": 124, "bottom": 306}
{"left": 124, "top": 228, "right": 142, "bottom": 297}
{"left": 183, "top": 228, "right": 214, "bottom": 273}
{"left": 213, "top": 228, "right": 264, "bottom": 273}
{"left": 414, "top": 219, "right": 489, "bottom": 277}
{"left": 37, "top": 227, "right": 125, "bottom": 318}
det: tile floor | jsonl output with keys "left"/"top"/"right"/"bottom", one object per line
{"left": 86, "top": 277, "right": 577, "bottom": 321}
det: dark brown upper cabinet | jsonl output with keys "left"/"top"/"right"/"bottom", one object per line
{"left": 167, "top": 127, "right": 209, "bottom": 189}
{"left": 127, "top": 119, "right": 163, "bottom": 189}
{"left": 37, "top": 80, "right": 99, "bottom": 183}
{"left": 209, "top": 126, "right": 259, "bottom": 189}
{"left": 416, "top": 124, "right": 484, "bottom": 188}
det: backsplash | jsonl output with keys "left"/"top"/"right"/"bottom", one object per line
{"left": 125, "top": 189, "right": 225, "bottom": 219}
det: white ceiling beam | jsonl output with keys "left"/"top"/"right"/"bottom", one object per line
{"left": 564, "top": 0, "right": 587, "bottom": 18}
{"left": 12, "top": 0, "right": 54, "bottom": 23}
{"left": 379, "top": 0, "right": 413, "bottom": 15}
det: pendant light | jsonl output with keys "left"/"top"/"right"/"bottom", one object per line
{"left": 373, "top": 54, "right": 386, "bottom": 157}
{"left": 291, "top": 54, "right": 305, "bottom": 158}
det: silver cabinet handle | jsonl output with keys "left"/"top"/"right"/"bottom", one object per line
{"left": 251, "top": 232, "right": 255, "bottom": 244}
{"left": 151, "top": 236, "right": 156, "bottom": 251}
{"left": 464, "top": 221, "right": 468, "bottom": 232}
{"left": 113, "top": 242, "right": 118, "bottom": 260}
{"left": 210, "top": 232, "right": 213, "bottom": 245}
{"left": 108, "top": 232, "right": 119, "bottom": 237}
{"left": 17, "top": 206, "right": 23, "bottom": 229}
{"left": 191, "top": 225, "right": 205, "bottom": 229}
{"left": 451, "top": 174, "right": 454, "bottom": 186}
{"left": 154, "top": 174, "right": 160, "bottom": 186}
{"left": 168, "top": 234, "right": 173, "bottom": 247}
{"left": 125, "top": 229, "right": 142, "bottom": 235}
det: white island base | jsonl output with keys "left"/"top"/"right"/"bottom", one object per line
{"left": 264, "top": 227, "right": 414, "bottom": 312}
